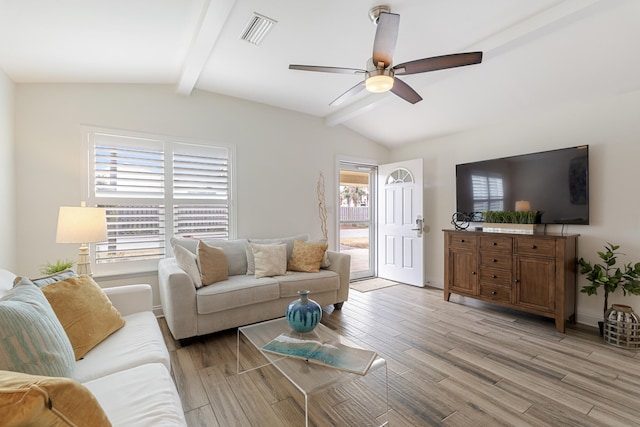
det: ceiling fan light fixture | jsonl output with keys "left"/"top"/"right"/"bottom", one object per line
{"left": 365, "top": 69, "right": 394, "bottom": 93}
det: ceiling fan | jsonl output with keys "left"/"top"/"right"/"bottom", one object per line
{"left": 289, "top": 5, "right": 483, "bottom": 106}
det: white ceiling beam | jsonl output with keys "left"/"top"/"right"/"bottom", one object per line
{"left": 324, "top": 0, "right": 604, "bottom": 127}
{"left": 176, "top": 0, "right": 236, "bottom": 96}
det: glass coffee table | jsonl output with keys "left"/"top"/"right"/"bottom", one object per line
{"left": 237, "top": 317, "right": 388, "bottom": 426}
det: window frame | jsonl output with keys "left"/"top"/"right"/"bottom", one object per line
{"left": 82, "top": 126, "right": 236, "bottom": 276}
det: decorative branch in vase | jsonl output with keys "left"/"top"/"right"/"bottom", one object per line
{"left": 317, "top": 171, "right": 328, "bottom": 241}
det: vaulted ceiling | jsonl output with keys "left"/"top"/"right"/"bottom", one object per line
{"left": 1, "top": 0, "right": 638, "bottom": 147}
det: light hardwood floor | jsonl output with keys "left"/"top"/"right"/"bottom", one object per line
{"left": 160, "top": 284, "right": 640, "bottom": 426}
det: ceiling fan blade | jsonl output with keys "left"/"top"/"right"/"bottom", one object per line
{"left": 390, "top": 78, "right": 422, "bottom": 104}
{"left": 372, "top": 12, "right": 400, "bottom": 68}
{"left": 330, "top": 81, "right": 366, "bottom": 106}
{"left": 393, "top": 51, "right": 483, "bottom": 75}
{"left": 289, "top": 64, "right": 366, "bottom": 74}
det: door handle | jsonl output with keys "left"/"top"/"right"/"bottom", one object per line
{"left": 411, "top": 216, "right": 424, "bottom": 237}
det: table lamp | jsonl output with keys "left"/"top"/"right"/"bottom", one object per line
{"left": 56, "top": 202, "right": 107, "bottom": 276}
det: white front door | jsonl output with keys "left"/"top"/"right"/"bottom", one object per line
{"left": 377, "top": 159, "right": 424, "bottom": 286}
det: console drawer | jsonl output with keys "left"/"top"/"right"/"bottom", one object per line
{"left": 479, "top": 235, "right": 513, "bottom": 252}
{"left": 516, "top": 238, "right": 556, "bottom": 257}
{"left": 448, "top": 233, "right": 477, "bottom": 249}
{"left": 479, "top": 251, "right": 512, "bottom": 270}
{"left": 479, "top": 267, "right": 512, "bottom": 287}
{"left": 479, "top": 284, "right": 512, "bottom": 303}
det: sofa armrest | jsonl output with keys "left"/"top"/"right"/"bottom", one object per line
{"left": 326, "top": 251, "right": 351, "bottom": 303}
{"left": 158, "top": 258, "right": 198, "bottom": 340}
{"left": 103, "top": 284, "right": 153, "bottom": 316}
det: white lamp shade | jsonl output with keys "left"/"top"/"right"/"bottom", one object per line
{"left": 56, "top": 206, "right": 107, "bottom": 244}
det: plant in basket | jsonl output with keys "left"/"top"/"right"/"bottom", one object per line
{"left": 578, "top": 243, "right": 640, "bottom": 335}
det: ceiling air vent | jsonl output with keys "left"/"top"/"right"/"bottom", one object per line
{"left": 240, "top": 13, "right": 277, "bottom": 45}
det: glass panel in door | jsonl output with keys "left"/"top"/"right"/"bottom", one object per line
{"left": 339, "top": 163, "right": 375, "bottom": 280}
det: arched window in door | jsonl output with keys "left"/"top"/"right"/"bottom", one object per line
{"left": 386, "top": 168, "right": 414, "bottom": 185}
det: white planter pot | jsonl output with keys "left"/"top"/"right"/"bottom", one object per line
{"left": 482, "top": 223, "right": 537, "bottom": 234}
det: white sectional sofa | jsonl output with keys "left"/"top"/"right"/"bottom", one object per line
{"left": 158, "top": 234, "right": 351, "bottom": 341}
{"left": 0, "top": 268, "right": 186, "bottom": 426}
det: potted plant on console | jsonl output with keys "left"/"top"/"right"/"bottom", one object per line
{"left": 578, "top": 243, "right": 640, "bottom": 346}
{"left": 482, "top": 210, "right": 540, "bottom": 234}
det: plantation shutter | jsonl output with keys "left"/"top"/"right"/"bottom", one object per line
{"left": 91, "top": 135, "right": 166, "bottom": 263}
{"left": 172, "top": 145, "right": 230, "bottom": 239}
{"left": 87, "top": 131, "right": 233, "bottom": 267}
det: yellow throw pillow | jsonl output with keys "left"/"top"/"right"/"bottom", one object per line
{"left": 197, "top": 241, "right": 229, "bottom": 286}
{"left": 288, "top": 240, "right": 328, "bottom": 273}
{"left": 41, "top": 276, "right": 125, "bottom": 361}
{"left": 0, "top": 370, "right": 112, "bottom": 427}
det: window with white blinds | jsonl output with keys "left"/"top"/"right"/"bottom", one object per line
{"left": 86, "top": 129, "right": 234, "bottom": 271}
{"left": 471, "top": 174, "right": 504, "bottom": 212}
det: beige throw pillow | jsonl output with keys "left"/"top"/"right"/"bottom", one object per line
{"left": 288, "top": 240, "right": 328, "bottom": 273}
{"left": 245, "top": 241, "right": 282, "bottom": 275}
{"left": 41, "top": 275, "right": 126, "bottom": 361}
{"left": 252, "top": 243, "right": 287, "bottom": 278}
{"left": 174, "top": 244, "right": 203, "bottom": 288}
{"left": 197, "top": 241, "right": 229, "bottom": 286}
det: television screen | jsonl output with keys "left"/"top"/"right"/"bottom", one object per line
{"left": 456, "top": 146, "right": 589, "bottom": 225}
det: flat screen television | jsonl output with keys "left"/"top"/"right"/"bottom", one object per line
{"left": 455, "top": 145, "right": 589, "bottom": 225}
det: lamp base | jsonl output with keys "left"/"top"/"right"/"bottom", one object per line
{"left": 76, "top": 243, "right": 93, "bottom": 276}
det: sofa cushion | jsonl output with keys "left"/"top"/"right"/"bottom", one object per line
{"left": 173, "top": 244, "right": 202, "bottom": 288}
{"left": 41, "top": 275, "right": 125, "bottom": 361}
{"left": 287, "top": 240, "right": 328, "bottom": 273}
{"left": 0, "top": 370, "right": 111, "bottom": 427}
{"left": 73, "top": 311, "right": 170, "bottom": 383}
{"left": 278, "top": 270, "right": 341, "bottom": 298}
{"left": 197, "top": 241, "right": 229, "bottom": 285}
{"left": 172, "top": 237, "right": 248, "bottom": 275}
{"left": 196, "top": 275, "right": 280, "bottom": 314}
{"left": 0, "top": 279, "right": 75, "bottom": 378}
{"left": 252, "top": 243, "right": 287, "bottom": 278}
{"left": 83, "top": 363, "right": 187, "bottom": 427}
{"left": 0, "top": 269, "right": 15, "bottom": 299}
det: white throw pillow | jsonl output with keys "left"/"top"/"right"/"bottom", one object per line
{"left": 245, "top": 241, "right": 282, "bottom": 275}
{"left": 173, "top": 244, "right": 203, "bottom": 288}
{"left": 251, "top": 243, "right": 287, "bottom": 279}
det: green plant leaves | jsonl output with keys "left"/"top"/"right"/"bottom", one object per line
{"left": 579, "top": 243, "right": 640, "bottom": 315}
{"left": 482, "top": 210, "right": 539, "bottom": 224}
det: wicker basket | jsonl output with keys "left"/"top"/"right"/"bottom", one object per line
{"left": 603, "top": 304, "right": 640, "bottom": 349}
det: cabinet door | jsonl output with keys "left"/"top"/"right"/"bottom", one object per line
{"left": 448, "top": 249, "right": 477, "bottom": 296}
{"left": 514, "top": 256, "right": 555, "bottom": 313}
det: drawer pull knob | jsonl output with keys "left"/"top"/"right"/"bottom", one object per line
{"left": 492, "top": 258, "right": 498, "bottom": 262}
{"left": 491, "top": 291, "right": 497, "bottom": 295}
{"left": 460, "top": 239, "right": 465, "bottom": 243}
{"left": 492, "top": 242, "right": 497, "bottom": 246}
{"left": 492, "top": 274, "right": 497, "bottom": 278}
{"left": 471, "top": 271, "right": 476, "bottom": 275}
{"left": 514, "top": 279, "right": 519, "bottom": 283}
{"left": 531, "top": 245, "right": 537, "bottom": 249}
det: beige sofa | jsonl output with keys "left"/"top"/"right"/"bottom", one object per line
{"left": 158, "top": 235, "right": 351, "bottom": 341}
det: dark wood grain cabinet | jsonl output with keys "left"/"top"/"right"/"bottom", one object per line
{"left": 444, "top": 230, "right": 578, "bottom": 333}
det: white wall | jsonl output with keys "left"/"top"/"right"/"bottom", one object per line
{"left": 391, "top": 89, "right": 640, "bottom": 326}
{"left": 14, "top": 84, "right": 389, "bottom": 304}
{"left": 0, "top": 69, "right": 15, "bottom": 271}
